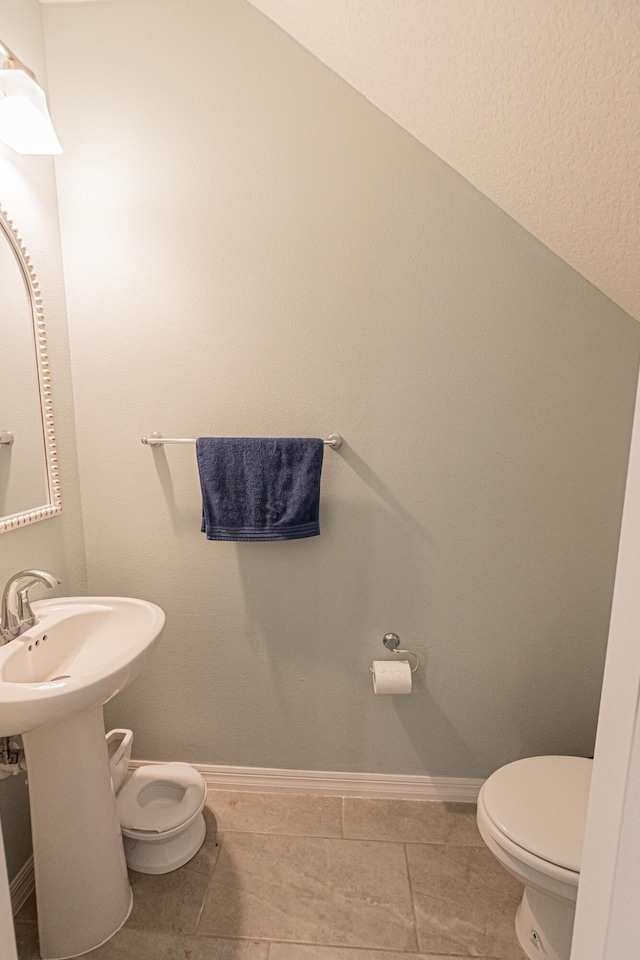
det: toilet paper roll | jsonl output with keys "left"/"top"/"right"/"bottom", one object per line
{"left": 371, "top": 659, "right": 412, "bottom": 695}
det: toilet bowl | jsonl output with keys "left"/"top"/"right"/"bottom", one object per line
{"left": 477, "top": 755, "right": 592, "bottom": 960}
{"left": 107, "top": 729, "right": 208, "bottom": 875}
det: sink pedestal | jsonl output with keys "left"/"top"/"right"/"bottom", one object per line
{"left": 0, "top": 595, "right": 165, "bottom": 956}
{"left": 23, "top": 705, "right": 131, "bottom": 959}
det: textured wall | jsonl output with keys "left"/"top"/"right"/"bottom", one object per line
{"left": 0, "top": 0, "right": 87, "bottom": 881}
{"left": 247, "top": 0, "right": 640, "bottom": 322}
{"left": 43, "top": 0, "right": 639, "bottom": 779}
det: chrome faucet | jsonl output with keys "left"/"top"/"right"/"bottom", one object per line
{"left": 0, "top": 570, "right": 60, "bottom": 645}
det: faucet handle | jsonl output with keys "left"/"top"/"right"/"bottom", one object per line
{"left": 17, "top": 586, "right": 40, "bottom": 630}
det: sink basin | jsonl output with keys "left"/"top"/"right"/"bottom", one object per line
{"left": 0, "top": 597, "right": 164, "bottom": 736}
{"left": 0, "top": 595, "right": 165, "bottom": 959}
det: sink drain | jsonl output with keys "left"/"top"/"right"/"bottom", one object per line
{"left": 50, "top": 675, "right": 70, "bottom": 682}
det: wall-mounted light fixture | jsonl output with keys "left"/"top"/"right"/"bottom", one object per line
{"left": 0, "top": 40, "right": 62, "bottom": 155}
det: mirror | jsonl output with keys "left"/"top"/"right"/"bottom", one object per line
{"left": 0, "top": 205, "right": 61, "bottom": 532}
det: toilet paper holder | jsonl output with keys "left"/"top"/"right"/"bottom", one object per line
{"left": 369, "top": 633, "right": 420, "bottom": 675}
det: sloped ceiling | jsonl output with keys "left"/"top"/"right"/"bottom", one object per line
{"left": 248, "top": 0, "right": 640, "bottom": 321}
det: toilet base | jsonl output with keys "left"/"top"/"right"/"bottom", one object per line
{"left": 515, "top": 886, "right": 576, "bottom": 960}
{"left": 123, "top": 812, "right": 207, "bottom": 875}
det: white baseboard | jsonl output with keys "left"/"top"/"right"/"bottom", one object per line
{"left": 10, "top": 855, "right": 34, "bottom": 917}
{"left": 129, "top": 760, "right": 483, "bottom": 802}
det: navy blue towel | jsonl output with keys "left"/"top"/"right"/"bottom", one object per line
{"left": 196, "top": 437, "right": 324, "bottom": 542}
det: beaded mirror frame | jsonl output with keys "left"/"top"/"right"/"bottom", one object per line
{"left": 0, "top": 205, "right": 61, "bottom": 532}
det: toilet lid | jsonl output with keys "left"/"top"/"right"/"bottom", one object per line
{"left": 481, "top": 755, "right": 592, "bottom": 873}
{"left": 116, "top": 762, "right": 206, "bottom": 834}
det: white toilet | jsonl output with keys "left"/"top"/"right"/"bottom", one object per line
{"left": 477, "top": 755, "right": 592, "bottom": 960}
{"left": 107, "top": 729, "right": 208, "bottom": 875}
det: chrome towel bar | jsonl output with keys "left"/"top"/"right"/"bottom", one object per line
{"left": 141, "top": 432, "right": 343, "bottom": 449}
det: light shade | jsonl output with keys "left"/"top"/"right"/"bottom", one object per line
{"left": 0, "top": 65, "right": 62, "bottom": 155}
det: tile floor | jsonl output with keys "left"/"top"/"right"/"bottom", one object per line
{"left": 15, "top": 791, "right": 526, "bottom": 959}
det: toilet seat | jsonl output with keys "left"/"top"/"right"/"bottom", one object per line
{"left": 116, "top": 762, "right": 206, "bottom": 835}
{"left": 481, "top": 755, "right": 592, "bottom": 873}
{"left": 477, "top": 789, "right": 580, "bottom": 893}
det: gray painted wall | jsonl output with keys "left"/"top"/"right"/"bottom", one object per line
{"left": 0, "top": 1, "right": 87, "bottom": 880}
{"left": 42, "top": 0, "right": 640, "bottom": 780}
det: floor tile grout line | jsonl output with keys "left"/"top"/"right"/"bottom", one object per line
{"left": 219, "top": 828, "right": 429, "bottom": 842}
{"left": 12, "top": 927, "right": 508, "bottom": 960}
{"left": 267, "top": 945, "right": 423, "bottom": 956}
{"left": 16, "top": 916, "right": 509, "bottom": 959}
{"left": 212, "top": 826, "right": 483, "bottom": 846}
{"left": 265, "top": 948, "right": 504, "bottom": 958}
{"left": 191, "top": 931, "right": 429, "bottom": 952}
{"left": 403, "top": 841, "right": 422, "bottom": 956}
{"left": 187, "top": 926, "right": 430, "bottom": 953}
{"left": 215, "top": 828, "right": 344, "bottom": 840}
{"left": 192, "top": 874, "right": 212, "bottom": 937}
{"left": 192, "top": 840, "right": 222, "bottom": 934}
{"left": 214, "top": 830, "right": 485, "bottom": 852}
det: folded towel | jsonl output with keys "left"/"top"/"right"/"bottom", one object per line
{"left": 196, "top": 437, "right": 324, "bottom": 541}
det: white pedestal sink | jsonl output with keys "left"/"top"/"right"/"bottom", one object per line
{"left": 0, "top": 596, "right": 165, "bottom": 959}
